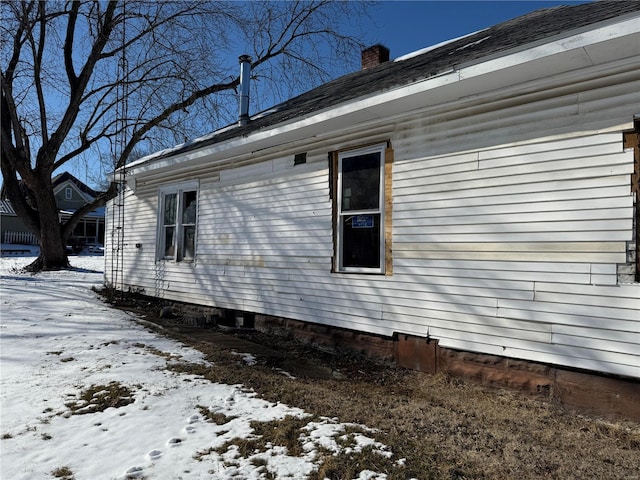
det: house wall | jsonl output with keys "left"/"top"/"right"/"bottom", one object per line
{"left": 55, "top": 184, "right": 88, "bottom": 211}
{"left": 0, "top": 214, "right": 37, "bottom": 244}
{"left": 106, "top": 67, "right": 640, "bottom": 380}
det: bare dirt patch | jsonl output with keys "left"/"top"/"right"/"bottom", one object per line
{"left": 103, "top": 292, "right": 640, "bottom": 479}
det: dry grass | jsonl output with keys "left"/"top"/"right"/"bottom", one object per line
{"left": 65, "top": 381, "right": 135, "bottom": 415}
{"left": 309, "top": 446, "right": 396, "bottom": 480}
{"left": 166, "top": 348, "right": 640, "bottom": 479}
{"left": 197, "top": 405, "right": 237, "bottom": 425}
{"left": 51, "top": 466, "right": 75, "bottom": 479}
{"left": 105, "top": 294, "right": 640, "bottom": 480}
{"left": 248, "top": 415, "right": 312, "bottom": 457}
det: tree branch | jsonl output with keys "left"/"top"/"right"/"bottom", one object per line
{"left": 63, "top": 0, "right": 80, "bottom": 88}
{"left": 47, "top": 1, "right": 118, "bottom": 161}
{"left": 31, "top": 1, "right": 49, "bottom": 148}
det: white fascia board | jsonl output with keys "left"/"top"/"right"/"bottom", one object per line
{"left": 128, "top": 15, "right": 639, "bottom": 179}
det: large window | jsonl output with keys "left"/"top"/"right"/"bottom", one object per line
{"left": 157, "top": 182, "right": 198, "bottom": 262}
{"left": 336, "top": 143, "right": 390, "bottom": 273}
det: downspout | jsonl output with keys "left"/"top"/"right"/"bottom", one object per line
{"left": 238, "top": 54, "right": 252, "bottom": 126}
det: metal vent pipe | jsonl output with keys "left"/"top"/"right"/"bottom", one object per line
{"left": 238, "top": 54, "right": 252, "bottom": 126}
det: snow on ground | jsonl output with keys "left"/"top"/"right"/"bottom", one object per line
{"left": 0, "top": 251, "right": 391, "bottom": 479}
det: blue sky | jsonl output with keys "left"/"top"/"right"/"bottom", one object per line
{"left": 4, "top": 1, "right": 592, "bottom": 189}
{"left": 366, "top": 1, "right": 588, "bottom": 59}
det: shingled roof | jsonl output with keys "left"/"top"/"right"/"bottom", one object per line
{"left": 148, "top": 0, "right": 640, "bottom": 163}
{"left": 52, "top": 172, "right": 102, "bottom": 198}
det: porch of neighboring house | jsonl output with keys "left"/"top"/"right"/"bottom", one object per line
{"left": 1, "top": 202, "right": 105, "bottom": 251}
{"left": 60, "top": 208, "right": 106, "bottom": 251}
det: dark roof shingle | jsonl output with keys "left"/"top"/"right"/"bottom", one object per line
{"left": 153, "top": 1, "right": 640, "bottom": 161}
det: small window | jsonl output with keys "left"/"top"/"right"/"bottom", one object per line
{"left": 65, "top": 187, "right": 72, "bottom": 200}
{"left": 157, "top": 182, "right": 198, "bottom": 262}
{"left": 336, "top": 143, "right": 388, "bottom": 273}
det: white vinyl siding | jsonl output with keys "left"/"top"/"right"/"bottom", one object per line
{"left": 106, "top": 55, "right": 640, "bottom": 379}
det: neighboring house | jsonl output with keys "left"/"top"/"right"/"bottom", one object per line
{"left": 0, "top": 199, "right": 36, "bottom": 245}
{"left": 52, "top": 172, "right": 106, "bottom": 247}
{"left": 106, "top": 2, "right": 640, "bottom": 414}
{"left": 1, "top": 172, "right": 105, "bottom": 246}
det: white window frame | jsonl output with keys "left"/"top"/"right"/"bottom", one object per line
{"left": 337, "top": 143, "right": 386, "bottom": 274}
{"left": 65, "top": 187, "right": 73, "bottom": 200}
{"left": 156, "top": 180, "right": 199, "bottom": 263}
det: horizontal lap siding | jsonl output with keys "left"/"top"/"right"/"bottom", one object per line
{"left": 198, "top": 166, "right": 332, "bottom": 265}
{"left": 394, "top": 130, "right": 631, "bottom": 269}
{"left": 159, "top": 163, "right": 339, "bottom": 318}
{"left": 390, "top": 80, "right": 639, "bottom": 377}
{"left": 111, "top": 73, "right": 640, "bottom": 379}
{"left": 105, "top": 186, "right": 157, "bottom": 289}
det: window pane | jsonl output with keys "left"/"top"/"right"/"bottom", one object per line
{"left": 341, "top": 153, "right": 380, "bottom": 211}
{"left": 182, "top": 226, "right": 195, "bottom": 260}
{"left": 182, "top": 191, "right": 197, "bottom": 224}
{"left": 164, "top": 227, "right": 175, "bottom": 257}
{"left": 163, "top": 193, "right": 177, "bottom": 224}
{"left": 342, "top": 214, "right": 380, "bottom": 268}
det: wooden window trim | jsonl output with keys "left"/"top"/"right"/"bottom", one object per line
{"left": 623, "top": 121, "right": 639, "bottom": 282}
{"left": 384, "top": 145, "right": 393, "bottom": 275}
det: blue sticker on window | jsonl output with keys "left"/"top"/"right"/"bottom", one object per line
{"left": 352, "top": 215, "right": 374, "bottom": 228}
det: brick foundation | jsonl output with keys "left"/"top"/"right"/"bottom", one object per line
{"left": 255, "top": 314, "right": 640, "bottom": 421}
{"left": 157, "top": 300, "right": 639, "bottom": 421}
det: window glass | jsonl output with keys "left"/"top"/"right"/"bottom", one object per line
{"left": 163, "top": 226, "right": 175, "bottom": 257}
{"left": 163, "top": 193, "right": 177, "bottom": 225}
{"left": 182, "top": 225, "right": 196, "bottom": 260}
{"left": 182, "top": 191, "right": 197, "bottom": 224}
{"left": 342, "top": 214, "right": 381, "bottom": 268}
{"left": 341, "top": 153, "right": 380, "bottom": 211}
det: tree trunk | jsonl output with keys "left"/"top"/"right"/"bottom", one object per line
{"left": 25, "top": 175, "right": 70, "bottom": 272}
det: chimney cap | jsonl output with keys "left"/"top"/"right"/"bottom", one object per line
{"left": 361, "top": 44, "right": 390, "bottom": 70}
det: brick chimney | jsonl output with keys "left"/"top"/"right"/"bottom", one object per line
{"left": 361, "top": 44, "right": 390, "bottom": 70}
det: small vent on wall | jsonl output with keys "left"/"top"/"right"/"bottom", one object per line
{"left": 294, "top": 152, "right": 307, "bottom": 166}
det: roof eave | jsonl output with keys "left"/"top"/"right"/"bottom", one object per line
{"left": 125, "top": 14, "right": 639, "bottom": 179}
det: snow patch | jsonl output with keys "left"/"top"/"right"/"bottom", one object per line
{"left": 0, "top": 254, "right": 393, "bottom": 479}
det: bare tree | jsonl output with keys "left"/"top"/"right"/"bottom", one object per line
{"left": 1, "top": 0, "right": 370, "bottom": 271}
